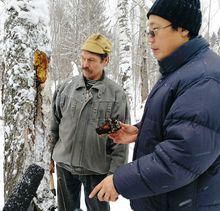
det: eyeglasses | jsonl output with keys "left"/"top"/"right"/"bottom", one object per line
{"left": 147, "top": 24, "right": 172, "bottom": 38}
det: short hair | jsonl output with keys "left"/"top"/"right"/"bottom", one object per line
{"left": 171, "top": 24, "right": 196, "bottom": 39}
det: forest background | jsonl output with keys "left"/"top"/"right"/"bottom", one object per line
{"left": 0, "top": 0, "right": 220, "bottom": 210}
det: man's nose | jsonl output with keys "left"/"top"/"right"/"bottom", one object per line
{"left": 82, "top": 60, "right": 89, "bottom": 68}
{"left": 147, "top": 36, "right": 155, "bottom": 45}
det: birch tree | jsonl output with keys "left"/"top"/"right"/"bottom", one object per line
{"left": 117, "top": 0, "right": 133, "bottom": 109}
{"left": 2, "top": 0, "right": 54, "bottom": 209}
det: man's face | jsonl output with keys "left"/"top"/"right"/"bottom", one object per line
{"left": 147, "top": 15, "right": 189, "bottom": 61}
{"left": 80, "top": 50, "right": 108, "bottom": 80}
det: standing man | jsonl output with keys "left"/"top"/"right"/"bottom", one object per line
{"left": 89, "top": 0, "right": 220, "bottom": 210}
{"left": 50, "top": 34, "right": 130, "bottom": 211}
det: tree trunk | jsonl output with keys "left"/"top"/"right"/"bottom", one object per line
{"left": 117, "top": 0, "right": 133, "bottom": 108}
{"left": 2, "top": 0, "right": 54, "bottom": 209}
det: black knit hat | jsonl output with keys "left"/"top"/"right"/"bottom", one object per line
{"left": 147, "top": 0, "right": 202, "bottom": 36}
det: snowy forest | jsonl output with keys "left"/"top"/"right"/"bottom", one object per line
{"left": 0, "top": 0, "right": 220, "bottom": 210}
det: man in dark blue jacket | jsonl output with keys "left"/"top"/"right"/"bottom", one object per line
{"left": 89, "top": 0, "right": 220, "bottom": 210}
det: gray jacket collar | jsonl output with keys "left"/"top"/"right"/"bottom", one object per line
{"left": 75, "top": 72, "right": 106, "bottom": 94}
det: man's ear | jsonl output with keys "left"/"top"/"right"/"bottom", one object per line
{"left": 181, "top": 28, "right": 190, "bottom": 38}
{"left": 104, "top": 56, "right": 110, "bottom": 66}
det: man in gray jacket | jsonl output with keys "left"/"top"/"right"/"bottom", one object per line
{"left": 50, "top": 33, "right": 130, "bottom": 211}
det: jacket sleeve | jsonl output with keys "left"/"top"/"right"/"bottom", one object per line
{"left": 113, "top": 78, "right": 220, "bottom": 199}
{"left": 108, "top": 92, "right": 131, "bottom": 174}
{"left": 49, "top": 85, "right": 62, "bottom": 154}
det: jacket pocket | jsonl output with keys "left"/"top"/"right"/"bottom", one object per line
{"left": 60, "top": 94, "right": 77, "bottom": 116}
{"left": 91, "top": 100, "right": 113, "bottom": 126}
{"left": 59, "top": 96, "right": 78, "bottom": 140}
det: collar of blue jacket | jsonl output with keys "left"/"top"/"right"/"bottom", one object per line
{"left": 159, "top": 36, "right": 209, "bottom": 75}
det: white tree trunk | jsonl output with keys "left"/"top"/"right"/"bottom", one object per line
{"left": 117, "top": 0, "right": 133, "bottom": 110}
{"left": 2, "top": 0, "right": 54, "bottom": 209}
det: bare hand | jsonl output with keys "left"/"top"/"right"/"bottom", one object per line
{"left": 109, "top": 122, "right": 138, "bottom": 144}
{"left": 89, "top": 175, "right": 119, "bottom": 202}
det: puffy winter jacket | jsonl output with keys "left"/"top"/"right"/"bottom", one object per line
{"left": 113, "top": 37, "right": 220, "bottom": 211}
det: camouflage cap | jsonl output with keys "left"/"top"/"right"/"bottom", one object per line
{"left": 81, "top": 34, "right": 112, "bottom": 54}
